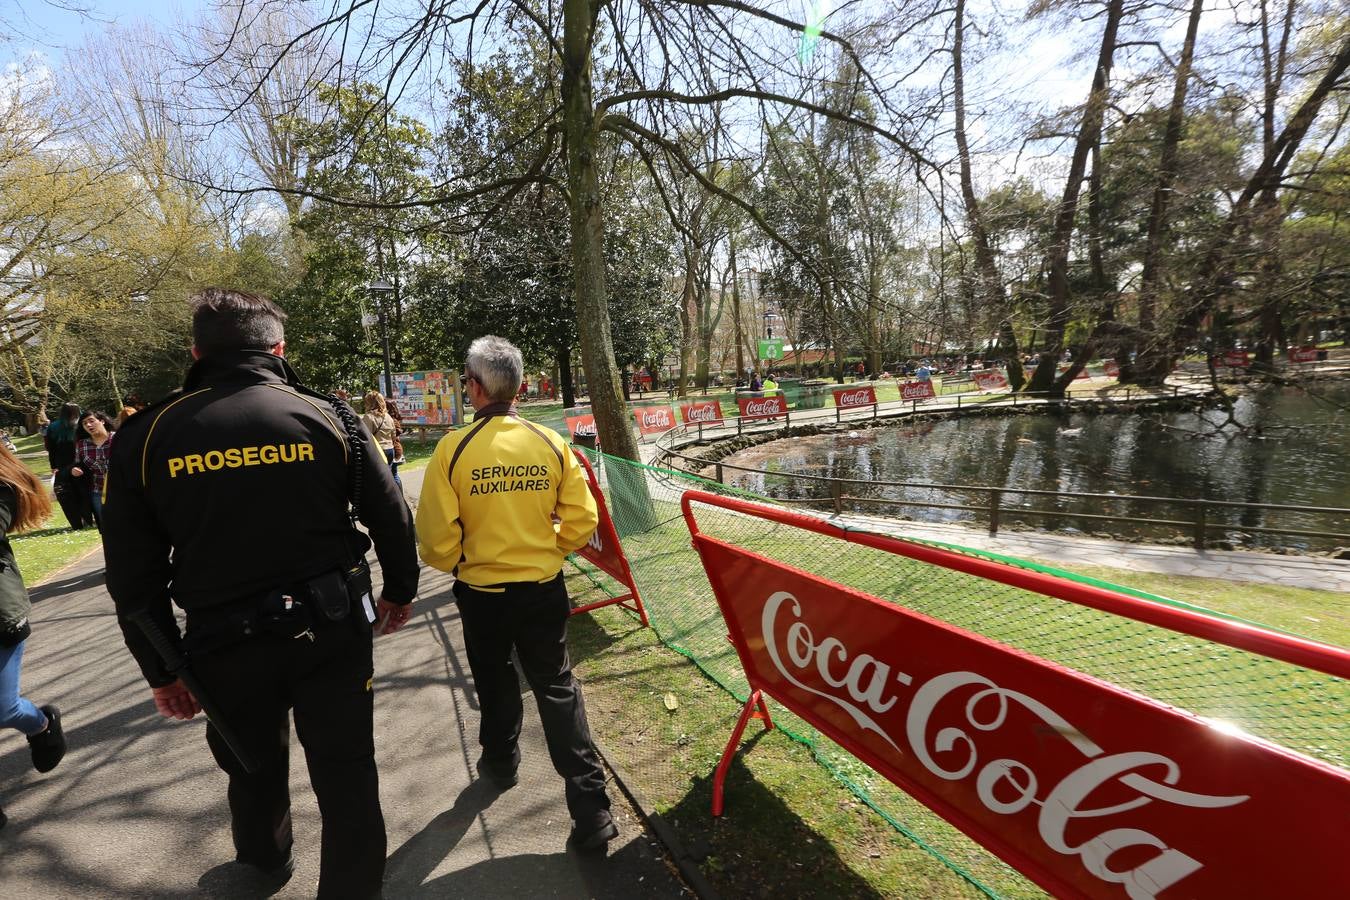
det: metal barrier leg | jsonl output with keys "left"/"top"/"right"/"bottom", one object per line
{"left": 712, "top": 688, "right": 772, "bottom": 817}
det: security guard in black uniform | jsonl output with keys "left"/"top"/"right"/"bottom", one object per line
{"left": 103, "top": 288, "right": 419, "bottom": 899}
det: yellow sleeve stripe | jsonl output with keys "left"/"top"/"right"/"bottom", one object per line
{"left": 270, "top": 385, "right": 348, "bottom": 464}
{"left": 141, "top": 388, "right": 213, "bottom": 487}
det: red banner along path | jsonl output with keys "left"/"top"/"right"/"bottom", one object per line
{"left": 563, "top": 406, "right": 598, "bottom": 445}
{"left": 737, "top": 392, "right": 786, "bottom": 420}
{"left": 682, "top": 490, "right": 1348, "bottom": 900}
{"left": 566, "top": 450, "right": 648, "bottom": 626}
{"left": 900, "top": 380, "right": 936, "bottom": 402}
{"left": 973, "top": 370, "right": 1009, "bottom": 391}
{"left": 680, "top": 399, "right": 724, "bottom": 426}
{"left": 633, "top": 403, "right": 676, "bottom": 439}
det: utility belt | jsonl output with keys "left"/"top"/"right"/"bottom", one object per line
{"left": 185, "top": 560, "right": 374, "bottom": 652}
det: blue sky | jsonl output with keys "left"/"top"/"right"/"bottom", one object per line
{"left": 3, "top": 0, "right": 198, "bottom": 65}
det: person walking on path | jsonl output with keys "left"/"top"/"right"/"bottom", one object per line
{"left": 416, "top": 335, "right": 618, "bottom": 853}
{"left": 44, "top": 403, "right": 93, "bottom": 530}
{"left": 0, "top": 442, "right": 68, "bottom": 830}
{"left": 72, "top": 410, "right": 116, "bottom": 530}
{"left": 361, "top": 391, "right": 402, "bottom": 490}
{"left": 102, "top": 288, "right": 420, "bottom": 899}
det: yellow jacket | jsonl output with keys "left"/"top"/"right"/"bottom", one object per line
{"left": 416, "top": 410, "right": 598, "bottom": 587}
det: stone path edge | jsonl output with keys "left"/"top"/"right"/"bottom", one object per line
{"left": 30, "top": 540, "right": 104, "bottom": 588}
{"left": 593, "top": 738, "right": 722, "bottom": 900}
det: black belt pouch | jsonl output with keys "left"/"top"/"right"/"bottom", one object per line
{"left": 308, "top": 569, "right": 351, "bottom": 622}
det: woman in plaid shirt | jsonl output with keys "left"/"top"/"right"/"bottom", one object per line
{"left": 72, "top": 411, "right": 117, "bottom": 531}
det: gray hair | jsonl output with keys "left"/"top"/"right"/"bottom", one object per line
{"left": 466, "top": 335, "right": 523, "bottom": 404}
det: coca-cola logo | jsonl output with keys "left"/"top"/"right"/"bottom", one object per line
{"left": 761, "top": 591, "right": 1248, "bottom": 897}
{"left": 902, "top": 382, "right": 934, "bottom": 400}
{"left": 640, "top": 409, "right": 672, "bottom": 428}
{"left": 685, "top": 403, "right": 721, "bottom": 423}
{"left": 836, "top": 389, "right": 874, "bottom": 408}
{"left": 1289, "top": 347, "right": 1317, "bottom": 363}
{"left": 586, "top": 529, "right": 603, "bottom": 553}
{"left": 571, "top": 420, "right": 597, "bottom": 436}
{"left": 744, "top": 398, "right": 784, "bottom": 417}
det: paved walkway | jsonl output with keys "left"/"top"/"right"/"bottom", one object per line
{"left": 838, "top": 514, "right": 1350, "bottom": 593}
{"left": 0, "top": 465, "right": 690, "bottom": 898}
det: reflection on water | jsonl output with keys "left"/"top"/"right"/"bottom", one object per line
{"left": 719, "top": 384, "right": 1350, "bottom": 549}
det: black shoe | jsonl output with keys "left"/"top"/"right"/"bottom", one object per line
{"left": 28, "top": 705, "right": 66, "bottom": 773}
{"left": 237, "top": 852, "right": 295, "bottom": 885}
{"left": 568, "top": 809, "right": 618, "bottom": 853}
{"left": 0, "top": 806, "right": 7, "bottom": 830}
{"left": 199, "top": 854, "right": 294, "bottom": 894}
{"left": 475, "top": 756, "right": 518, "bottom": 790}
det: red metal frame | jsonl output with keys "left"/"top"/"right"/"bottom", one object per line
{"left": 680, "top": 489, "right": 1350, "bottom": 898}
{"left": 712, "top": 689, "right": 773, "bottom": 817}
{"left": 567, "top": 450, "right": 649, "bottom": 626}
{"left": 681, "top": 491, "right": 1348, "bottom": 679}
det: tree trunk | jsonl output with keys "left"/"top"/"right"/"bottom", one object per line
{"left": 561, "top": 0, "right": 642, "bottom": 465}
{"left": 1132, "top": 0, "right": 1205, "bottom": 380}
{"left": 998, "top": 319, "right": 1026, "bottom": 391}
{"left": 1136, "top": 35, "right": 1350, "bottom": 382}
{"left": 730, "top": 233, "right": 745, "bottom": 378}
{"left": 953, "top": 0, "right": 1013, "bottom": 358}
{"left": 1026, "top": 0, "right": 1125, "bottom": 396}
{"left": 557, "top": 347, "right": 575, "bottom": 408}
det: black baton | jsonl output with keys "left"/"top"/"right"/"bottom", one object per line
{"left": 128, "top": 609, "right": 259, "bottom": 774}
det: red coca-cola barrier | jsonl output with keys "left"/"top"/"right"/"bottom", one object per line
{"left": 681, "top": 490, "right": 1348, "bottom": 899}
{"left": 1215, "top": 350, "right": 1251, "bottom": 368}
{"left": 972, "top": 370, "right": 1009, "bottom": 391}
{"left": 1103, "top": 360, "right": 1121, "bottom": 378}
{"left": 567, "top": 450, "right": 648, "bottom": 626}
{"left": 900, "top": 380, "right": 936, "bottom": 402}
{"left": 1288, "top": 346, "right": 1319, "bottom": 363}
{"left": 832, "top": 384, "right": 877, "bottom": 410}
{"left": 737, "top": 392, "right": 786, "bottom": 420}
{"left": 680, "top": 399, "right": 725, "bottom": 426}
{"left": 564, "top": 406, "right": 599, "bottom": 446}
{"left": 633, "top": 403, "right": 676, "bottom": 439}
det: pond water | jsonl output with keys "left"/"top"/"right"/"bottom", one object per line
{"left": 716, "top": 383, "right": 1350, "bottom": 549}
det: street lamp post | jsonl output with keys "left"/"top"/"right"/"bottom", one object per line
{"left": 366, "top": 277, "right": 395, "bottom": 396}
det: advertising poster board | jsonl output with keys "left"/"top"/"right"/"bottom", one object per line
{"left": 973, "top": 371, "right": 1009, "bottom": 392}
{"left": 1218, "top": 350, "right": 1251, "bottom": 368}
{"left": 900, "top": 380, "right": 936, "bottom": 402}
{"left": 568, "top": 450, "right": 648, "bottom": 626}
{"left": 391, "top": 370, "right": 463, "bottom": 426}
{"left": 1103, "top": 360, "right": 1121, "bottom": 378}
{"left": 633, "top": 403, "right": 676, "bottom": 439}
{"left": 832, "top": 385, "right": 878, "bottom": 409}
{"left": 680, "top": 399, "right": 725, "bottom": 426}
{"left": 682, "top": 490, "right": 1350, "bottom": 900}
{"left": 564, "top": 406, "right": 599, "bottom": 445}
{"left": 1288, "top": 347, "right": 1318, "bottom": 363}
{"left": 737, "top": 392, "right": 787, "bottom": 420}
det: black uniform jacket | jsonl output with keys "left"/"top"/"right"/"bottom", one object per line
{"left": 103, "top": 350, "right": 419, "bottom": 686}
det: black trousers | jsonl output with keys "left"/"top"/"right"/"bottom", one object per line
{"left": 454, "top": 574, "right": 610, "bottom": 820}
{"left": 188, "top": 614, "right": 384, "bottom": 899}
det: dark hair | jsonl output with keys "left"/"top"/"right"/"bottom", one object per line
{"left": 60, "top": 402, "right": 81, "bottom": 423}
{"left": 190, "top": 287, "right": 287, "bottom": 356}
{"left": 80, "top": 410, "right": 117, "bottom": 434}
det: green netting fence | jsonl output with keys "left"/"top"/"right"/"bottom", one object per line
{"left": 564, "top": 447, "right": 1348, "bottom": 898}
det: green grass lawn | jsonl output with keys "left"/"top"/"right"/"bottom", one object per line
{"left": 3, "top": 431, "right": 104, "bottom": 584}
{"left": 11, "top": 504, "right": 103, "bottom": 584}
{"left": 564, "top": 462, "right": 1348, "bottom": 899}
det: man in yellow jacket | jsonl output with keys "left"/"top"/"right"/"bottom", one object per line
{"left": 416, "top": 335, "right": 616, "bottom": 852}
